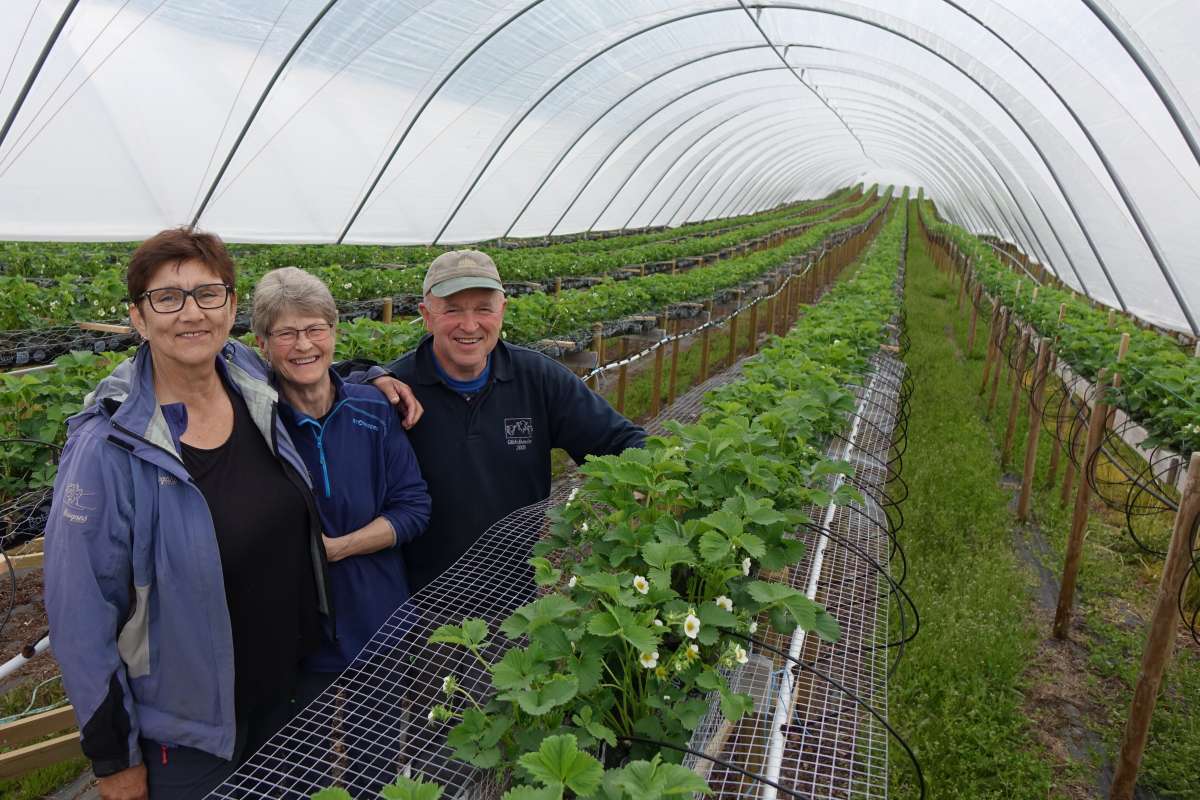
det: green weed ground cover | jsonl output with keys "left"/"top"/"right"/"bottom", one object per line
{"left": 896, "top": 205, "right": 1200, "bottom": 798}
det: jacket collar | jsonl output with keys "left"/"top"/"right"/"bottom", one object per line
{"left": 89, "top": 341, "right": 278, "bottom": 457}
{"left": 275, "top": 369, "right": 346, "bottom": 427}
{"left": 412, "top": 334, "right": 513, "bottom": 386}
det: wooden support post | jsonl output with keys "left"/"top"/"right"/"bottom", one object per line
{"left": 555, "top": 276, "right": 562, "bottom": 297}
{"left": 986, "top": 309, "right": 1008, "bottom": 416}
{"left": 1106, "top": 332, "right": 1131, "bottom": 430}
{"left": 728, "top": 290, "right": 742, "bottom": 365}
{"left": 700, "top": 301, "right": 713, "bottom": 382}
{"left": 1053, "top": 372, "right": 1110, "bottom": 639}
{"left": 1018, "top": 338, "right": 1051, "bottom": 521}
{"left": 748, "top": 300, "right": 759, "bottom": 356}
{"left": 615, "top": 338, "right": 629, "bottom": 415}
{"left": 979, "top": 303, "right": 1000, "bottom": 394}
{"left": 956, "top": 269, "right": 967, "bottom": 310}
{"left": 381, "top": 297, "right": 393, "bottom": 324}
{"left": 650, "top": 317, "right": 666, "bottom": 417}
{"left": 967, "top": 285, "right": 982, "bottom": 356}
{"left": 1002, "top": 329, "right": 1031, "bottom": 467}
{"left": 667, "top": 319, "right": 681, "bottom": 404}
{"left": 588, "top": 322, "right": 604, "bottom": 392}
{"left": 1046, "top": 354, "right": 1064, "bottom": 486}
{"left": 1109, "top": 452, "right": 1200, "bottom": 800}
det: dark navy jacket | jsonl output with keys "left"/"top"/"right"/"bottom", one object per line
{"left": 375, "top": 336, "right": 646, "bottom": 592}
{"left": 278, "top": 372, "right": 430, "bottom": 672}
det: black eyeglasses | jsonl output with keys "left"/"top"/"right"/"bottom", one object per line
{"left": 136, "top": 283, "right": 232, "bottom": 313}
{"left": 267, "top": 322, "right": 335, "bottom": 345}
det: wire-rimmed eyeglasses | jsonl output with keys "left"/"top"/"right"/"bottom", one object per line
{"left": 267, "top": 322, "right": 335, "bottom": 345}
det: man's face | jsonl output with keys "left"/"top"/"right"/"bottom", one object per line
{"left": 419, "top": 288, "right": 506, "bottom": 381}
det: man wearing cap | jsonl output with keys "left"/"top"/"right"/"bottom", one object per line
{"left": 364, "top": 249, "right": 646, "bottom": 592}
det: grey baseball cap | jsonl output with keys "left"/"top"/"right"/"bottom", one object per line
{"left": 422, "top": 250, "right": 505, "bottom": 297}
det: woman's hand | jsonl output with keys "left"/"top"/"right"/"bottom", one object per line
{"left": 370, "top": 377, "right": 423, "bottom": 429}
{"left": 98, "top": 764, "right": 147, "bottom": 800}
{"left": 322, "top": 517, "right": 396, "bottom": 563}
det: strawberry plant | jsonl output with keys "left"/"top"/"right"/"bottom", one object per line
{"left": 920, "top": 202, "right": 1199, "bottom": 456}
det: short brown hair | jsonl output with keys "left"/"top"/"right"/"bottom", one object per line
{"left": 127, "top": 227, "right": 236, "bottom": 302}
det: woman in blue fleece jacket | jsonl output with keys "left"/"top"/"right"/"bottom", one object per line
{"left": 252, "top": 267, "right": 431, "bottom": 683}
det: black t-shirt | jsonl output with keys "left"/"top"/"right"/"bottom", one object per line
{"left": 181, "top": 383, "right": 319, "bottom": 712}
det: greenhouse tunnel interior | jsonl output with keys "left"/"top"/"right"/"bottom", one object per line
{"left": 2, "top": 1, "right": 1200, "bottom": 798}
{"left": 1, "top": 0, "right": 1198, "bottom": 332}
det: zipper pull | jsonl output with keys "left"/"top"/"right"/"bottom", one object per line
{"left": 161, "top": 744, "right": 168, "bottom": 765}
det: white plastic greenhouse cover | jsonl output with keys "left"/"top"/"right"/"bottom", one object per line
{"left": 1, "top": 1, "right": 1198, "bottom": 332}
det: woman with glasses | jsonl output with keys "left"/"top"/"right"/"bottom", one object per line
{"left": 43, "top": 229, "right": 420, "bottom": 800}
{"left": 251, "top": 267, "right": 430, "bottom": 694}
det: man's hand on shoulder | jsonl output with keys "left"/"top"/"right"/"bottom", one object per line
{"left": 372, "top": 377, "right": 424, "bottom": 429}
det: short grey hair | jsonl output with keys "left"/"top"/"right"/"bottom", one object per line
{"left": 251, "top": 267, "right": 338, "bottom": 339}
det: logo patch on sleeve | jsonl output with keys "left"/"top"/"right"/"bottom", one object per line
{"left": 504, "top": 417, "right": 534, "bottom": 450}
{"left": 62, "top": 482, "right": 96, "bottom": 524}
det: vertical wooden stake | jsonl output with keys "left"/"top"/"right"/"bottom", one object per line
{"left": 728, "top": 290, "right": 743, "bottom": 366}
{"left": 555, "top": 276, "right": 562, "bottom": 297}
{"left": 589, "top": 322, "right": 604, "bottom": 392}
{"left": 966, "top": 285, "right": 982, "bottom": 356}
{"left": 1053, "top": 372, "right": 1110, "bottom": 639}
{"left": 1046, "top": 354, "right": 1064, "bottom": 485}
{"left": 667, "top": 318, "right": 681, "bottom": 404}
{"left": 1018, "top": 338, "right": 1051, "bottom": 521}
{"left": 699, "top": 301, "right": 713, "bottom": 382}
{"left": 986, "top": 309, "right": 1008, "bottom": 417}
{"left": 615, "top": 338, "right": 629, "bottom": 415}
{"left": 748, "top": 300, "right": 759, "bottom": 356}
{"left": 381, "top": 297, "right": 393, "bottom": 324}
{"left": 650, "top": 318, "right": 665, "bottom": 417}
{"left": 979, "top": 303, "right": 1000, "bottom": 394}
{"left": 1106, "top": 332, "right": 1131, "bottom": 430}
{"left": 1109, "top": 452, "right": 1200, "bottom": 800}
{"left": 956, "top": 270, "right": 967, "bottom": 310}
{"left": 1002, "top": 329, "right": 1031, "bottom": 467}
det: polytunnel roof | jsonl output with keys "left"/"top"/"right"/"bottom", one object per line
{"left": 1, "top": 0, "right": 1198, "bottom": 333}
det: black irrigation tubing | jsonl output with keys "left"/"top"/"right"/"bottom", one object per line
{"left": 731, "top": 632, "right": 927, "bottom": 800}
{"left": 616, "top": 736, "right": 811, "bottom": 800}
{"left": 799, "top": 512, "right": 920, "bottom": 668}
{"left": 0, "top": 547, "right": 16, "bottom": 642}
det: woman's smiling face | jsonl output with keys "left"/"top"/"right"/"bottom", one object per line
{"left": 129, "top": 259, "right": 236, "bottom": 373}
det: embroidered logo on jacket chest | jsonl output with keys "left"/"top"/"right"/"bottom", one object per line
{"left": 504, "top": 417, "right": 534, "bottom": 450}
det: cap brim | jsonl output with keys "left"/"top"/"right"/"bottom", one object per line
{"left": 429, "top": 276, "right": 505, "bottom": 297}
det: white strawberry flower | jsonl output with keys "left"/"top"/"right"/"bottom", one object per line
{"left": 633, "top": 575, "right": 650, "bottom": 595}
{"left": 567, "top": 487, "right": 579, "bottom": 502}
{"left": 683, "top": 612, "right": 701, "bottom": 639}
{"left": 748, "top": 620, "right": 758, "bottom": 634}
{"left": 734, "top": 645, "right": 749, "bottom": 665}
{"left": 715, "top": 595, "right": 733, "bottom": 612}
{"left": 640, "top": 650, "right": 659, "bottom": 669}
{"left": 742, "top": 557, "right": 752, "bottom": 576}
{"left": 567, "top": 575, "right": 577, "bottom": 589}
{"left": 653, "top": 618, "right": 664, "bottom": 627}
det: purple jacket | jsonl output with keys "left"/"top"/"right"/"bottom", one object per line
{"left": 44, "top": 340, "right": 330, "bottom": 775}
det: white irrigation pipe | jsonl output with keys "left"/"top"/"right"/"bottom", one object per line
{"left": 760, "top": 368, "right": 878, "bottom": 800}
{"left": 0, "top": 635, "right": 50, "bottom": 682}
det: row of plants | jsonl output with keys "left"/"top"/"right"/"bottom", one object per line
{"left": 0, "top": 192, "right": 869, "bottom": 331}
{"left": 0, "top": 194, "right": 887, "bottom": 502}
{"left": 335, "top": 193, "right": 889, "bottom": 363}
{"left": 918, "top": 202, "right": 1200, "bottom": 456}
{"left": 0, "top": 189, "right": 854, "bottom": 280}
{"left": 320, "top": 199, "right": 908, "bottom": 799}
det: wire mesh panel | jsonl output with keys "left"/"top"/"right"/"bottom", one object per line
{"left": 211, "top": 337, "right": 905, "bottom": 798}
{"left": 688, "top": 353, "right": 904, "bottom": 799}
